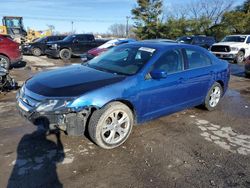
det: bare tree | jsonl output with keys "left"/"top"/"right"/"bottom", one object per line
{"left": 108, "top": 23, "right": 135, "bottom": 38}
{"left": 108, "top": 24, "right": 126, "bottom": 37}
{"left": 187, "top": 0, "right": 234, "bottom": 24}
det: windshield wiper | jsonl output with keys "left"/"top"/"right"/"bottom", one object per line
{"left": 87, "top": 64, "right": 129, "bottom": 76}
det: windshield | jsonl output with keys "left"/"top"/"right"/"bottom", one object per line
{"left": 176, "top": 36, "right": 193, "bottom": 44}
{"left": 86, "top": 45, "right": 156, "bottom": 75}
{"left": 5, "top": 18, "right": 22, "bottom": 28}
{"left": 221, "top": 36, "right": 246, "bottom": 42}
{"left": 63, "top": 35, "right": 75, "bottom": 42}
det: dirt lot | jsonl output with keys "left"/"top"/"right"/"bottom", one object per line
{"left": 0, "top": 56, "right": 250, "bottom": 188}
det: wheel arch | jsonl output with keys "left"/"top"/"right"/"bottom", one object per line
{"left": 239, "top": 48, "right": 245, "bottom": 54}
{"left": 60, "top": 47, "right": 72, "bottom": 52}
{"left": 0, "top": 53, "right": 10, "bottom": 60}
{"left": 215, "top": 80, "right": 224, "bottom": 91}
{"left": 102, "top": 99, "right": 138, "bottom": 124}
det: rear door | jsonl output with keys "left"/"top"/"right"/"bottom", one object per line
{"left": 182, "top": 47, "right": 214, "bottom": 105}
{"left": 74, "top": 35, "right": 95, "bottom": 54}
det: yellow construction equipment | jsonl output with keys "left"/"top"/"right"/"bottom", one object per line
{"left": 26, "top": 28, "right": 52, "bottom": 43}
{"left": 0, "top": 16, "right": 51, "bottom": 43}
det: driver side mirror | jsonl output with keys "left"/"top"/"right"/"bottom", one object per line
{"left": 150, "top": 69, "right": 167, "bottom": 79}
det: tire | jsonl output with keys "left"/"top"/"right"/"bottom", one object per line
{"left": 88, "top": 102, "right": 134, "bottom": 149}
{"left": 0, "top": 55, "right": 10, "bottom": 70}
{"left": 32, "top": 47, "right": 42, "bottom": 56}
{"left": 59, "top": 49, "right": 71, "bottom": 60}
{"left": 204, "top": 82, "right": 223, "bottom": 111}
{"left": 235, "top": 51, "right": 245, "bottom": 64}
{"left": 245, "top": 72, "right": 250, "bottom": 78}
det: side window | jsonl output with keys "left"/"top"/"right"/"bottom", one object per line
{"left": 87, "top": 35, "right": 94, "bottom": 41}
{"left": 59, "top": 36, "right": 65, "bottom": 40}
{"left": 193, "top": 37, "right": 202, "bottom": 44}
{"left": 186, "top": 49, "right": 212, "bottom": 69}
{"left": 47, "top": 37, "right": 53, "bottom": 42}
{"left": 77, "top": 35, "right": 94, "bottom": 42}
{"left": 246, "top": 36, "right": 250, "bottom": 43}
{"left": 152, "top": 49, "right": 184, "bottom": 74}
{"left": 76, "top": 35, "right": 85, "bottom": 42}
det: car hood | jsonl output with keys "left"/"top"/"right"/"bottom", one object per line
{"left": 213, "top": 42, "right": 244, "bottom": 47}
{"left": 25, "top": 65, "right": 125, "bottom": 97}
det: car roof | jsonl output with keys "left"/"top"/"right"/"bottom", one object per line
{"left": 123, "top": 41, "right": 196, "bottom": 50}
{"left": 142, "top": 39, "right": 176, "bottom": 42}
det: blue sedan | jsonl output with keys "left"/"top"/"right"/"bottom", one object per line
{"left": 16, "top": 42, "right": 230, "bottom": 149}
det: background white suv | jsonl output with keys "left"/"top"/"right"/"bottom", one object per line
{"left": 210, "top": 35, "right": 250, "bottom": 64}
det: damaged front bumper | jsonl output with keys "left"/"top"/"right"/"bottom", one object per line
{"left": 16, "top": 89, "right": 92, "bottom": 136}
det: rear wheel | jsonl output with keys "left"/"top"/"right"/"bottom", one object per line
{"left": 88, "top": 102, "right": 134, "bottom": 149}
{"left": 204, "top": 82, "right": 223, "bottom": 111}
{"left": 59, "top": 49, "right": 71, "bottom": 60}
{"left": 32, "top": 47, "right": 42, "bottom": 56}
{"left": 0, "top": 55, "right": 10, "bottom": 70}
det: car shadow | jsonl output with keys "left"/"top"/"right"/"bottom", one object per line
{"left": 10, "top": 61, "right": 27, "bottom": 69}
{"left": 7, "top": 127, "right": 65, "bottom": 188}
{"left": 230, "top": 63, "right": 249, "bottom": 78}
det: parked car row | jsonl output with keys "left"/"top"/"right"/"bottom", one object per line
{"left": 1, "top": 33, "right": 250, "bottom": 76}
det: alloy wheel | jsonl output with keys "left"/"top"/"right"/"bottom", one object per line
{"left": 209, "top": 86, "right": 221, "bottom": 107}
{"left": 101, "top": 110, "right": 130, "bottom": 145}
{"left": 0, "top": 57, "right": 8, "bottom": 69}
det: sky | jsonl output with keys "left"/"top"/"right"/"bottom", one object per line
{"left": 0, "top": 0, "right": 246, "bottom": 34}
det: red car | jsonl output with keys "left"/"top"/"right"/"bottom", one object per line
{"left": 0, "top": 35, "right": 22, "bottom": 70}
{"left": 245, "top": 56, "right": 250, "bottom": 77}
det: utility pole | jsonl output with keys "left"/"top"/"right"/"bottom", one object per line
{"left": 126, "top": 16, "right": 130, "bottom": 38}
{"left": 71, "top": 21, "right": 74, "bottom": 34}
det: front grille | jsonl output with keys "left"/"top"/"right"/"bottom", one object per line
{"left": 211, "top": 45, "right": 231, "bottom": 52}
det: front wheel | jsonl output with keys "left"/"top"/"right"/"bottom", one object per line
{"left": 59, "top": 49, "right": 71, "bottom": 60}
{"left": 88, "top": 102, "right": 134, "bottom": 149}
{"left": 235, "top": 51, "right": 245, "bottom": 64}
{"left": 32, "top": 47, "right": 42, "bottom": 56}
{"left": 204, "top": 82, "right": 223, "bottom": 111}
{"left": 0, "top": 55, "right": 10, "bottom": 70}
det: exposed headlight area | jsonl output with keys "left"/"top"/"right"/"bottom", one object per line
{"left": 51, "top": 44, "right": 58, "bottom": 49}
{"left": 36, "top": 99, "right": 72, "bottom": 113}
{"left": 16, "top": 84, "right": 92, "bottom": 135}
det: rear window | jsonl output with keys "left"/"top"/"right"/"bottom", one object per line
{"left": 186, "top": 49, "right": 212, "bottom": 69}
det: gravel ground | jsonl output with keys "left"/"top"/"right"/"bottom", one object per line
{"left": 0, "top": 56, "right": 249, "bottom": 188}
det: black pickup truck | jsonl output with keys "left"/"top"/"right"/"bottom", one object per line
{"left": 45, "top": 34, "right": 108, "bottom": 60}
{"left": 22, "top": 35, "right": 67, "bottom": 56}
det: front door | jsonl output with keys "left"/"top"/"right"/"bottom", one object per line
{"left": 138, "top": 48, "right": 188, "bottom": 121}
